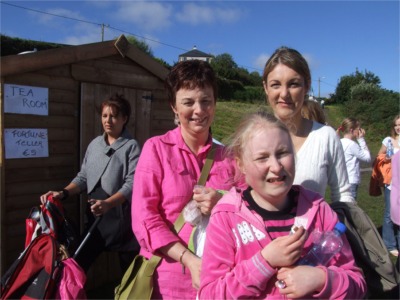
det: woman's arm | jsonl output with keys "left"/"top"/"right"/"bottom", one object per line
{"left": 40, "top": 182, "right": 81, "bottom": 204}
{"left": 160, "top": 242, "right": 202, "bottom": 289}
{"left": 354, "top": 138, "right": 371, "bottom": 163}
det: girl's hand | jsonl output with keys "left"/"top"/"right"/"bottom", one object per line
{"left": 261, "top": 226, "right": 306, "bottom": 268}
{"left": 276, "top": 265, "right": 326, "bottom": 298}
{"left": 358, "top": 128, "right": 366, "bottom": 138}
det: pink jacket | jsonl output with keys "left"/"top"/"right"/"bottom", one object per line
{"left": 131, "top": 127, "right": 241, "bottom": 299}
{"left": 390, "top": 151, "right": 400, "bottom": 225}
{"left": 199, "top": 186, "right": 367, "bottom": 299}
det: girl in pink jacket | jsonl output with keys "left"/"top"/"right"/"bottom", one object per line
{"left": 199, "top": 111, "right": 366, "bottom": 299}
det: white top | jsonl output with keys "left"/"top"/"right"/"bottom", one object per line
{"left": 382, "top": 136, "right": 400, "bottom": 154}
{"left": 340, "top": 137, "right": 371, "bottom": 184}
{"left": 294, "top": 121, "right": 354, "bottom": 203}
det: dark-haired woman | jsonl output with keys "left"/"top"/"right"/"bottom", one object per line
{"left": 41, "top": 93, "right": 141, "bottom": 273}
{"left": 131, "top": 60, "right": 244, "bottom": 299}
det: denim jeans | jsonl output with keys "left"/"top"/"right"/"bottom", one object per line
{"left": 349, "top": 184, "right": 359, "bottom": 200}
{"left": 382, "top": 186, "right": 400, "bottom": 251}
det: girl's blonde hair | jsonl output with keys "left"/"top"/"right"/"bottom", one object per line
{"left": 224, "top": 110, "right": 291, "bottom": 181}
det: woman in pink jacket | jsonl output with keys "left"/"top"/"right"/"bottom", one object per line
{"left": 199, "top": 111, "right": 366, "bottom": 299}
{"left": 131, "top": 60, "right": 242, "bottom": 299}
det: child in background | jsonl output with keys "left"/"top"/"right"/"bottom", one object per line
{"left": 337, "top": 118, "right": 371, "bottom": 200}
{"left": 199, "top": 111, "right": 366, "bottom": 299}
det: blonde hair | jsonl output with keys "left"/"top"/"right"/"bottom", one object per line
{"left": 336, "top": 118, "right": 360, "bottom": 136}
{"left": 391, "top": 114, "right": 400, "bottom": 138}
{"left": 225, "top": 110, "right": 291, "bottom": 181}
{"left": 301, "top": 100, "right": 326, "bottom": 124}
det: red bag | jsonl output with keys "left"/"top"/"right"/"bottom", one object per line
{"left": 1, "top": 234, "right": 60, "bottom": 299}
{"left": 24, "top": 196, "right": 78, "bottom": 252}
{"left": 25, "top": 207, "right": 41, "bottom": 247}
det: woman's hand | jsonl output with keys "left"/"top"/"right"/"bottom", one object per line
{"left": 276, "top": 265, "right": 326, "bottom": 298}
{"left": 261, "top": 226, "right": 306, "bottom": 268}
{"left": 182, "top": 251, "right": 202, "bottom": 289}
{"left": 192, "top": 186, "right": 223, "bottom": 215}
{"left": 89, "top": 199, "right": 111, "bottom": 217}
{"left": 40, "top": 191, "right": 62, "bottom": 204}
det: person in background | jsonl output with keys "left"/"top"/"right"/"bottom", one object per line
{"left": 199, "top": 111, "right": 366, "bottom": 299}
{"left": 301, "top": 99, "right": 326, "bottom": 124}
{"left": 337, "top": 118, "right": 371, "bottom": 200}
{"left": 41, "top": 94, "right": 140, "bottom": 273}
{"left": 131, "top": 60, "right": 244, "bottom": 299}
{"left": 377, "top": 114, "right": 400, "bottom": 257}
{"left": 262, "top": 46, "right": 353, "bottom": 203}
{"left": 320, "top": 99, "right": 325, "bottom": 109}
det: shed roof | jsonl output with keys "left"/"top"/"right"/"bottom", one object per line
{"left": 1, "top": 35, "right": 169, "bottom": 80}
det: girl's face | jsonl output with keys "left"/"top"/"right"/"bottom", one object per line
{"left": 172, "top": 86, "right": 215, "bottom": 138}
{"left": 238, "top": 126, "right": 295, "bottom": 206}
{"left": 394, "top": 118, "right": 400, "bottom": 136}
{"left": 102, "top": 105, "right": 127, "bottom": 138}
{"left": 263, "top": 64, "right": 308, "bottom": 122}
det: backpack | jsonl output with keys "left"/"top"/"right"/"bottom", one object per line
{"left": 1, "top": 196, "right": 81, "bottom": 300}
{"left": 25, "top": 196, "right": 79, "bottom": 254}
{"left": 330, "top": 201, "right": 400, "bottom": 299}
{"left": 0, "top": 234, "right": 61, "bottom": 299}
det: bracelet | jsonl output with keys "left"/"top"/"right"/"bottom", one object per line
{"left": 61, "top": 189, "right": 69, "bottom": 200}
{"left": 179, "top": 249, "right": 188, "bottom": 274}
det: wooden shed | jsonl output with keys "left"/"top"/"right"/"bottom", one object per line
{"left": 0, "top": 35, "right": 174, "bottom": 288}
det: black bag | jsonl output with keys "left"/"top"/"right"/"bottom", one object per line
{"left": 330, "top": 201, "right": 400, "bottom": 299}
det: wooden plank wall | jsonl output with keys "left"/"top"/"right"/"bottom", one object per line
{"left": 2, "top": 66, "right": 80, "bottom": 272}
{"left": 1, "top": 53, "right": 174, "bottom": 290}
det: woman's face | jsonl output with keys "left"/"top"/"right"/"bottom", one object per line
{"left": 101, "top": 105, "right": 127, "bottom": 138}
{"left": 239, "top": 126, "right": 295, "bottom": 206}
{"left": 172, "top": 85, "right": 215, "bottom": 138}
{"left": 263, "top": 64, "right": 308, "bottom": 121}
{"left": 394, "top": 118, "right": 400, "bottom": 136}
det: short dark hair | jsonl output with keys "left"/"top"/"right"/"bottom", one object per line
{"left": 165, "top": 60, "right": 218, "bottom": 108}
{"left": 101, "top": 93, "right": 131, "bottom": 127}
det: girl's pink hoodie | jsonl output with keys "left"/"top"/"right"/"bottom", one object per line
{"left": 199, "top": 186, "right": 367, "bottom": 299}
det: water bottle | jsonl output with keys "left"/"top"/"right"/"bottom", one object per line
{"left": 298, "top": 222, "right": 346, "bottom": 266}
{"left": 386, "top": 139, "right": 394, "bottom": 158}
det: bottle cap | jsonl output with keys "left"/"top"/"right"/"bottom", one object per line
{"left": 334, "top": 222, "right": 347, "bottom": 234}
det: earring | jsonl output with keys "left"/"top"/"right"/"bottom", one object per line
{"left": 174, "top": 114, "right": 180, "bottom": 126}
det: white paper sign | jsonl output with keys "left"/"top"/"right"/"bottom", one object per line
{"left": 5, "top": 128, "right": 49, "bottom": 159}
{"left": 4, "top": 84, "right": 49, "bottom": 115}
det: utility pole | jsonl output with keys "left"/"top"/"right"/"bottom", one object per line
{"left": 318, "top": 76, "right": 325, "bottom": 99}
{"left": 101, "top": 24, "right": 109, "bottom": 41}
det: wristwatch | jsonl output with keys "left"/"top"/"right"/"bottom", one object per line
{"left": 61, "top": 189, "right": 69, "bottom": 200}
